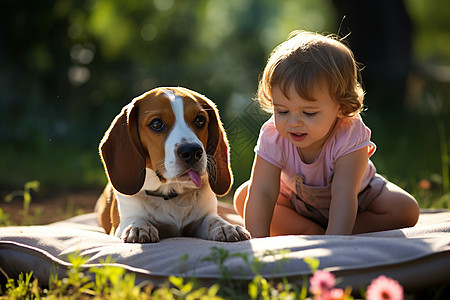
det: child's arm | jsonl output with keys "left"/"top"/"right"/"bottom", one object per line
{"left": 244, "top": 155, "right": 281, "bottom": 238}
{"left": 327, "top": 147, "right": 369, "bottom": 235}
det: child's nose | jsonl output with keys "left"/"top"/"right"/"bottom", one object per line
{"left": 288, "top": 113, "right": 304, "bottom": 127}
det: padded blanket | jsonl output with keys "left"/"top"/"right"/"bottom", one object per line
{"left": 1, "top": 205, "right": 449, "bottom": 292}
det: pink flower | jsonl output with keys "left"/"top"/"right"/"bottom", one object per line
{"left": 312, "top": 288, "right": 346, "bottom": 300}
{"left": 327, "top": 288, "right": 346, "bottom": 300}
{"left": 366, "top": 275, "right": 403, "bottom": 300}
{"left": 310, "top": 270, "right": 336, "bottom": 297}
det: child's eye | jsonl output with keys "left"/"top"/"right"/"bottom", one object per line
{"left": 303, "top": 111, "right": 317, "bottom": 117}
{"left": 275, "top": 110, "right": 288, "bottom": 116}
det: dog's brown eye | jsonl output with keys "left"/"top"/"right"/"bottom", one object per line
{"left": 195, "top": 115, "right": 206, "bottom": 128}
{"left": 149, "top": 118, "right": 164, "bottom": 131}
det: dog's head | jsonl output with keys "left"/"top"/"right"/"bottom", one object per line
{"left": 99, "top": 87, "right": 233, "bottom": 197}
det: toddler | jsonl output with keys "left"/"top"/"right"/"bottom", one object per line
{"left": 234, "top": 31, "right": 419, "bottom": 237}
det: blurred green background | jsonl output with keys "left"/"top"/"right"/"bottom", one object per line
{"left": 1, "top": 0, "right": 449, "bottom": 207}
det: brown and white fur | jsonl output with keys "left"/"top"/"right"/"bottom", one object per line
{"left": 96, "top": 87, "right": 250, "bottom": 243}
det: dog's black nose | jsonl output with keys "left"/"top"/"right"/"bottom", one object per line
{"left": 177, "top": 144, "right": 203, "bottom": 164}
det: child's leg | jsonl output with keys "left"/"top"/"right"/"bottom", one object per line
{"left": 233, "top": 181, "right": 325, "bottom": 236}
{"left": 353, "top": 181, "right": 420, "bottom": 234}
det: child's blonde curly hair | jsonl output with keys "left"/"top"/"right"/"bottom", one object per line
{"left": 257, "top": 31, "right": 365, "bottom": 117}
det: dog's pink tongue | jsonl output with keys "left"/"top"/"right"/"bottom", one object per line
{"left": 188, "top": 170, "right": 202, "bottom": 188}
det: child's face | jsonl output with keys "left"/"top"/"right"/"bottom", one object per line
{"left": 272, "top": 79, "right": 342, "bottom": 155}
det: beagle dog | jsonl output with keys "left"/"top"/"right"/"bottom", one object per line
{"left": 96, "top": 87, "right": 250, "bottom": 243}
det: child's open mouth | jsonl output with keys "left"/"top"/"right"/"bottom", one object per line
{"left": 290, "top": 132, "right": 307, "bottom": 142}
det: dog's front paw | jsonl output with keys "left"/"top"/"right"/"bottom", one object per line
{"left": 120, "top": 220, "right": 160, "bottom": 243}
{"left": 211, "top": 224, "right": 251, "bottom": 242}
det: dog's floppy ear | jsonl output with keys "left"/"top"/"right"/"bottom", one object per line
{"left": 99, "top": 99, "right": 146, "bottom": 195}
{"left": 201, "top": 96, "right": 233, "bottom": 196}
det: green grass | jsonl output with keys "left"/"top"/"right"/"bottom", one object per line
{"left": 0, "top": 250, "right": 359, "bottom": 299}
{"left": 0, "top": 249, "right": 305, "bottom": 299}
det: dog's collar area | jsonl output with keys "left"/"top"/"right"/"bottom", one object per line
{"left": 145, "top": 190, "right": 179, "bottom": 200}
